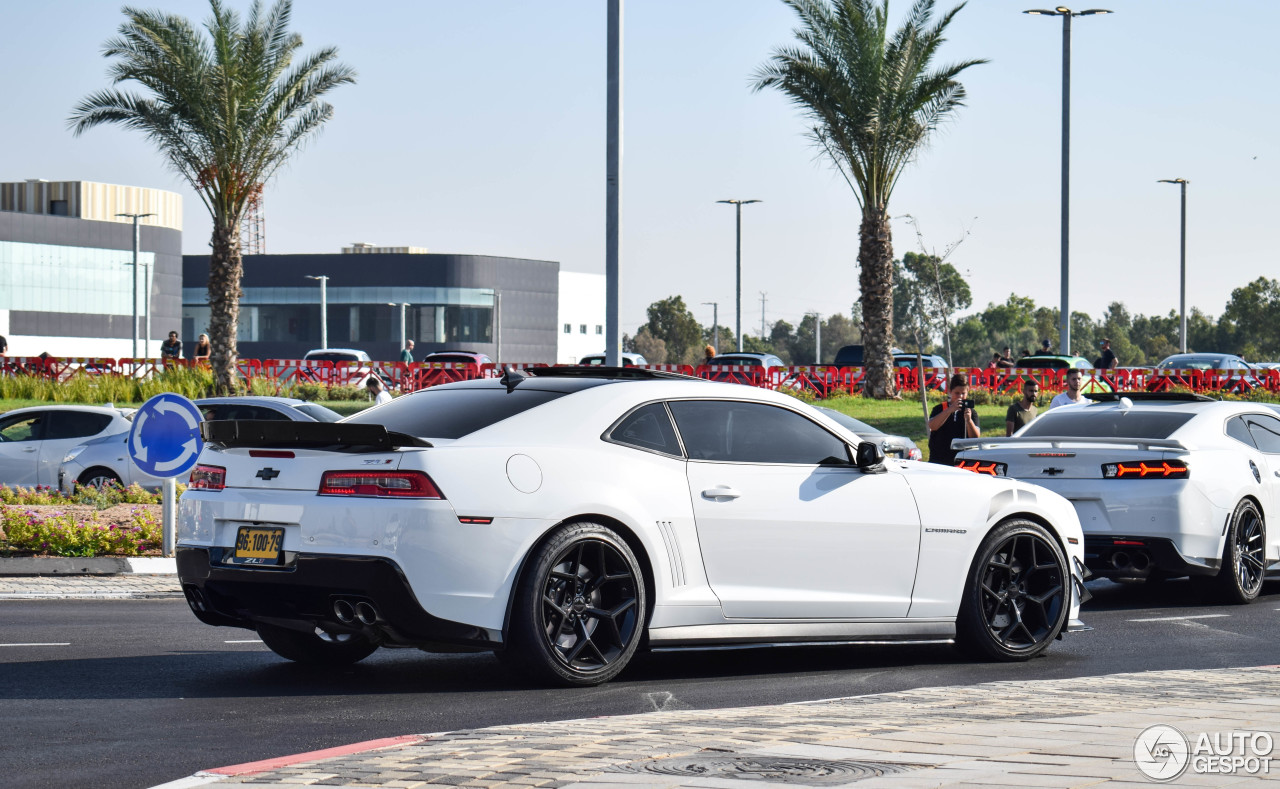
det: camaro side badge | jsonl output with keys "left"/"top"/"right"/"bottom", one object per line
{"left": 925, "top": 528, "right": 967, "bottom": 535}
{"left": 256, "top": 468, "right": 280, "bottom": 480}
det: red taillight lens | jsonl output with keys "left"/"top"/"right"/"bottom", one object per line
{"left": 955, "top": 460, "right": 1007, "bottom": 476}
{"left": 1102, "top": 460, "right": 1189, "bottom": 479}
{"left": 189, "top": 464, "right": 226, "bottom": 490}
{"left": 318, "top": 470, "right": 444, "bottom": 499}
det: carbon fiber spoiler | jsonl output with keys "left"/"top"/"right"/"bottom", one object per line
{"left": 200, "top": 420, "right": 431, "bottom": 450}
{"left": 951, "top": 435, "right": 1191, "bottom": 452}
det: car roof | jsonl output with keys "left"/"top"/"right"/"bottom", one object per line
{"left": 195, "top": 396, "right": 305, "bottom": 406}
{"left": 1158, "top": 353, "right": 1244, "bottom": 363}
{"left": 304, "top": 348, "right": 368, "bottom": 358}
{"left": 0, "top": 404, "right": 134, "bottom": 418}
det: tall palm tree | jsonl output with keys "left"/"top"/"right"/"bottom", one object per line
{"left": 754, "top": 0, "right": 984, "bottom": 398}
{"left": 70, "top": 0, "right": 355, "bottom": 393}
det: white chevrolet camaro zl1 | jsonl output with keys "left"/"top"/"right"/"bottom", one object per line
{"left": 177, "top": 368, "right": 1088, "bottom": 686}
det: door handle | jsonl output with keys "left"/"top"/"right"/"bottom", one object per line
{"left": 702, "top": 486, "right": 742, "bottom": 501}
{"left": 22, "top": 447, "right": 37, "bottom": 453}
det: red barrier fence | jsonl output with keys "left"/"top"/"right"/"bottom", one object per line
{"left": 2, "top": 355, "right": 1277, "bottom": 398}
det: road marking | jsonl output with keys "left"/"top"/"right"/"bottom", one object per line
{"left": 1126, "top": 614, "right": 1230, "bottom": 622}
{"left": 0, "top": 642, "right": 70, "bottom": 647}
{"left": 225, "top": 640, "right": 263, "bottom": 644}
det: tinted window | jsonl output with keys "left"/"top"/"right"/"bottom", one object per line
{"left": 45, "top": 411, "right": 113, "bottom": 440}
{"left": 344, "top": 387, "right": 567, "bottom": 439}
{"left": 1015, "top": 357, "right": 1069, "bottom": 369}
{"left": 1020, "top": 410, "right": 1195, "bottom": 440}
{"left": 304, "top": 352, "right": 365, "bottom": 363}
{"left": 708, "top": 356, "right": 762, "bottom": 366}
{"left": 423, "top": 355, "right": 482, "bottom": 365}
{"left": 669, "top": 400, "right": 848, "bottom": 464}
{"left": 1245, "top": 414, "right": 1280, "bottom": 454}
{"left": 292, "top": 403, "right": 342, "bottom": 422}
{"left": 0, "top": 413, "right": 45, "bottom": 442}
{"left": 607, "top": 403, "right": 682, "bottom": 457}
{"left": 1226, "top": 416, "right": 1257, "bottom": 448}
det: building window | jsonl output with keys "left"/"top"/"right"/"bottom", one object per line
{"left": 580, "top": 324, "right": 587, "bottom": 334}
{"left": 595, "top": 325, "right": 603, "bottom": 334}
{"left": 564, "top": 323, "right": 571, "bottom": 333}
{"left": 48, "top": 200, "right": 69, "bottom": 216}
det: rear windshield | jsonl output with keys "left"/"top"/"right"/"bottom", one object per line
{"left": 1158, "top": 358, "right": 1221, "bottom": 370}
{"left": 292, "top": 403, "right": 342, "bottom": 422}
{"left": 1014, "top": 357, "right": 1069, "bottom": 369}
{"left": 1020, "top": 409, "right": 1195, "bottom": 439}
{"left": 304, "top": 352, "right": 363, "bottom": 363}
{"left": 343, "top": 387, "right": 567, "bottom": 439}
{"left": 709, "top": 357, "right": 763, "bottom": 366}
{"left": 423, "top": 355, "right": 481, "bottom": 365}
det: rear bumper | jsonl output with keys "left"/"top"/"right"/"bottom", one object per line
{"left": 176, "top": 547, "right": 501, "bottom": 649}
{"left": 1084, "top": 535, "right": 1220, "bottom": 579}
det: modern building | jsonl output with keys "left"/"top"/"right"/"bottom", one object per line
{"left": 182, "top": 248, "right": 605, "bottom": 364}
{"left": 0, "top": 179, "right": 182, "bottom": 358}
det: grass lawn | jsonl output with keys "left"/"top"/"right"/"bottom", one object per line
{"left": 815, "top": 393, "right": 1013, "bottom": 457}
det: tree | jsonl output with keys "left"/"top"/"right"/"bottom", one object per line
{"left": 643, "top": 296, "right": 703, "bottom": 365}
{"left": 631, "top": 326, "right": 667, "bottom": 364}
{"left": 1221, "top": 277, "right": 1280, "bottom": 359}
{"left": 754, "top": 0, "right": 986, "bottom": 397}
{"left": 70, "top": 0, "right": 355, "bottom": 392}
{"left": 892, "top": 251, "right": 971, "bottom": 357}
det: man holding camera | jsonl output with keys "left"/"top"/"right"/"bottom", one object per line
{"left": 928, "top": 373, "right": 981, "bottom": 466}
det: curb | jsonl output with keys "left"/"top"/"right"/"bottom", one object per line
{"left": 0, "top": 556, "right": 176, "bottom": 576}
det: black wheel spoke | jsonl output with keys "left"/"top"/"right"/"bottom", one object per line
{"left": 980, "top": 531, "right": 1064, "bottom": 651}
{"left": 1028, "top": 584, "right": 1062, "bottom": 606}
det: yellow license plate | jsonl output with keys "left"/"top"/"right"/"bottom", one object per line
{"left": 234, "top": 526, "right": 284, "bottom": 561}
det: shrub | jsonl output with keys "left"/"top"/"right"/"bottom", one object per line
{"left": 1, "top": 507, "right": 161, "bottom": 557}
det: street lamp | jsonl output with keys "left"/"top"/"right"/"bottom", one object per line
{"left": 716, "top": 199, "right": 761, "bottom": 352}
{"left": 806, "top": 312, "right": 822, "bottom": 364}
{"left": 386, "top": 302, "right": 409, "bottom": 353}
{"left": 116, "top": 212, "right": 155, "bottom": 357}
{"left": 701, "top": 301, "right": 719, "bottom": 353}
{"left": 304, "top": 275, "right": 329, "bottom": 349}
{"left": 1158, "top": 178, "right": 1190, "bottom": 353}
{"left": 1023, "top": 7, "right": 1112, "bottom": 355}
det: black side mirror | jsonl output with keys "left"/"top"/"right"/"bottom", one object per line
{"left": 855, "top": 441, "right": 887, "bottom": 474}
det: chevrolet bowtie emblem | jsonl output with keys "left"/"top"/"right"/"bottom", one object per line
{"left": 256, "top": 467, "right": 280, "bottom": 480}
{"left": 1042, "top": 467, "right": 1065, "bottom": 476}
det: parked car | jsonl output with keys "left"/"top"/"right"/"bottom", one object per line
{"left": 1150, "top": 353, "right": 1262, "bottom": 393}
{"left": 833, "top": 345, "right": 905, "bottom": 367}
{"left": 893, "top": 352, "right": 948, "bottom": 390}
{"left": 701, "top": 352, "right": 784, "bottom": 385}
{"left": 1011, "top": 355, "right": 1112, "bottom": 392}
{"left": 953, "top": 392, "right": 1280, "bottom": 603}
{"left": 177, "top": 367, "right": 1087, "bottom": 685}
{"left": 578, "top": 352, "right": 647, "bottom": 367}
{"left": 815, "top": 406, "right": 923, "bottom": 460}
{"left": 0, "top": 405, "right": 134, "bottom": 488}
{"left": 58, "top": 397, "right": 341, "bottom": 493}
{"left": 420, "top": 351, "right": 494, "bottom": 367}
{"left": 300, "top": 348, "right": 390, "bottom": 389}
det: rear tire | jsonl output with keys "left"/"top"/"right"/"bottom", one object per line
{"left": 256, "top": 623, "right": 377, "bottom": 666}
{"left": 955, "top": 519, "right": 1069, "bottom": 661}
{"left": 1213, "top": 500, "right": 1266, "bottom": 605}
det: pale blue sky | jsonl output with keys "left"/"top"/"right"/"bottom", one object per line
{"left": 4, "top": 1, "right": 1276, "bottom": 336}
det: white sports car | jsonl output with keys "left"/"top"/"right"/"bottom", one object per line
{"left": 177, "top": 368, "right": 1088, "bottom": 686}
{"left": 954, "top": 393, "right": 1280, "bottom": 604}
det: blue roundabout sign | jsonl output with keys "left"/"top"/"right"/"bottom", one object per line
{"left": 129, "top": 393, "right": 205, "bottom": 478}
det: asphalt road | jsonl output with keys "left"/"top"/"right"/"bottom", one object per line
{"left": 2, "top": 578, "right": 1278, "bottom": 789}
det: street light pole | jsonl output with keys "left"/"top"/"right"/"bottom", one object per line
{"left": 386, "top": 302, "right": 409, "bottom": 351}
{"left": 807, "top": 312, "right": 821, "bottom": 364}
{"left": 701, "top": 301, "right": 719, "bottom": 353}
{"left": 1024, "top": 7, "right": 1112, "bottom": 356}
{"left": 1158, "top": 178, "right": 1190, "bottom": 353}
{"left": 116, "top": 212, "right": 155, "bottom": 357}
{"left": 305, "top": 275, "right": 329, "bottom": 349}
{"left": 716, "top": 199, "right": 761, "bottom": 352}
{"left": 604, "top": 0, "right": 623, "bottom": 367}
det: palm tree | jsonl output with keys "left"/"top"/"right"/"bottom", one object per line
{"left": 754, "top": 0, "right": 984, "bottom": 398}
{"left": 70, "top": 0, "right": 355, "bottom": 393}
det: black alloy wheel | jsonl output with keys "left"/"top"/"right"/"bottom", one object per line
{"left": 1215, "top": 499, "right": 1266, "bottom": 604}
{"left": 256, "top": 622, "right": 378, "bottom": 666}
{"left": 78, "top": 468, "right": 122, "bottom": 490}
{"left": 502, "top": 522, "right": 646, "bottom": 686}
{"left": 957, "top": 519, "right": 1069, "bottom": 661}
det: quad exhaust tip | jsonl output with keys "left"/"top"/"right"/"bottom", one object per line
{"left": 355, "top": 601, "right": 378, "bottom": 625}
{"left": 332, "top": 598, "right": 378, "bottom": 626}
{"left": 333, "top": 599, "right": 355, "bottom": 623}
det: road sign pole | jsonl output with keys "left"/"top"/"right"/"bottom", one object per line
{"left": 163, "top": 477, "right": 176, "bottom": 557}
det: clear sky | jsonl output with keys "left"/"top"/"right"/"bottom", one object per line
{"left": 4, "top": 0, "right": 1276, "bottom": 338}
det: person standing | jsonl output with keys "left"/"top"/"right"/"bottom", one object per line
{"left": 0, "top": 334, "right": 7, "bottom": 355}
{"left": 1098, "top": 338, "right": 1118, "bottom": 370}
{"left": 160, "top": 331, "right": 182, "bottom": 360}
{"left": 192, "top": 333, "right": 211, "bottom": 362}
{"left": 365, "top": 375, "right": 392, "bottom": 405}
{"left": 928, "top": 373, "right": 981, "bottom": 466}
{"left": 1049, "top": 369, "right": 1088, "bottom": 409}
{"left": 1006, "top": 379, "right": 1040, "bottom": 436}
{"left": 399, "top": 340, "right": 415, "bottom": 363}
{"left": 996, "top": 347, "right": 1015, "bottom": 369}
{"left": 1040, "top": 339, "right": 1052, "bottom": 354}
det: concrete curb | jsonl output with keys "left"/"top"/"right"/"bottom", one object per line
{"left": 151, "top": 736, "right": 433, "bottom": 789}
{"left": 0, "top": 556, "right": 176, "bottom": 576}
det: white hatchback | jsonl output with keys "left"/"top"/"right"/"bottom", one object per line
{"left": 0, "top": 405, "right": 134, "bottom": 488}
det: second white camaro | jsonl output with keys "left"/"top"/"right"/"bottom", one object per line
{"left": 176, "top": 368, "right": 1087, "bottom": 686}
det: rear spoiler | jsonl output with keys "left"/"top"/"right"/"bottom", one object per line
{"left": 951, "top": 436, "right": 1191, "bottom": 453}
{"left": 200, "top": 420, "right": 431, "bottom": 450}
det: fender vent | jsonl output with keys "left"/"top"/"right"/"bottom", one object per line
{"left": 655, "top": 520, "right": 686, "bottom": 587}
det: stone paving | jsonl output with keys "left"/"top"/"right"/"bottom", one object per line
{"left": 191, "top": 666, "right": 1280, "bottom": 788}
{"left": 0, "top": 573, "right": 182, "bottom": 599}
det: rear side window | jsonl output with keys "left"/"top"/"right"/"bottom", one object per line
{"left": 45, "top": 411, "right": 113, "bottom": 440}
{"left": 606, "top": 403, "right": 682, "bottom": 457}
{"left": 1226, "top": 416, "right": 1256, "bottom": 448}
{"left": 1020, "top": 410, "right": 1195, "bottom": 440}
{"left": 344, "top": 387, "right": 566, "bottom": 439}
{"left": 1245, "top": 414, "right": 1280, "bottom": 454}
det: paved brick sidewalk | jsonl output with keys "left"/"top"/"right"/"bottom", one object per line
{"left": 177, "top": 665, "right": 1280, "bottom": 788}
{"left": 0, "top": 574, "right": 181, "bottom": 599}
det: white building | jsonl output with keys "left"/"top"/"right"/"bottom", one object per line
{"left": 557, "top": 271, "right": 606, "bottom": 364}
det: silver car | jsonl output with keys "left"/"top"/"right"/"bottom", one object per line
{"left": 58, "top": 397, "right": 341, "bottom": 492}
{"left": 0, "top": 405, "right": 135, "bottom": 488}
{"left": 815, "top": 406, "right": 923, "bottom": 461}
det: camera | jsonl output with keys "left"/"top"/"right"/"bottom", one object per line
{"left": 961, "top": 398, "right": 976, "bottom": 410}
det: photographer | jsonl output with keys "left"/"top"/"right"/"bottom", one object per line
{"left": 928, "top": 373, "right": 981, "bottom": 466}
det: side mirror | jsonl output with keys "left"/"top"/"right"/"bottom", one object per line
{"left": 855, "top": 441, "right": 886, "bottom": 473}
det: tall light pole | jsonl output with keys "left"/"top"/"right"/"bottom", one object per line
{"left": 716, "top": 199, "right": 761, "bottom": 351}
{"left": 116, "top": 212, "right": 155, "bottom": 358}
{"left": 305, "top": 275, "right": 329, "bottom": 349}
{"left": 1158, "top": 178, "right": 1189, "bottom": 353}
{"left": 806, "top": 312, "right": 822, "bottom": 364}
{"left": 604, "top": 0, "right": 623, "bottom": 367}
{"left": 387, "top": 302, "right": 409, "bottom": 352}
{"left": 701, "top": 301, "right": 719, "bottom": 353}
{"left": 1024, "top": 7, "right": 1112, "bottom": 356}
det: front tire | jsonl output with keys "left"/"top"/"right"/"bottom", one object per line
{"left": 256, "top": 623, "right": 377, "bottom": 666}
{"left": 78, "top": 468, "right": 122, "bottom": 490}
{"left": 1213, "top": 499, "right": 1266, "bottom": 605}
{"left": 501, "top": 521, "right": 646, "bottom": 686}
{"left": 956, "top": 519, "right": 1069, "bottom": 661}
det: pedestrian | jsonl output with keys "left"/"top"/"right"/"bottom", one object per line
{"left": 1006, "top": 378, "right": 1040, "bottom": 436}
{"left": 160, "top": 331, "right": 182, "bottom": 360}
{"left": 399, "top": 339, "right": 415, "bottom": 363}
{"left": 1049, "top": 369, "right": 1088, "bottom": 409}
{"left": 997, "top": 346, "right": 1015, "bottom": 369}
{"left": 1097, "top": 338, "right": 1118, "bottom": 370}
{"left": 366, "top": 375, "right": 392, "bottom": 405}
{"left": 1040, "top": 339, "right": 1052, "bottom": 354}
{"left": 986, "top": 352, "right": 1002, "bottom": 370}
{"left": 704, "top": 344, "right": 716, "bottom": 364}
{"left": 0, "top": 334, "right": 7, "bottom": 355}
{"left": 927, "top": 373, "right": 980, "bottom": 466}
{"left": 192, "top": 333, "right": 211, "bottom": 362}
{"left": 1019, "top": 348, "right": 1032, "bottom": 360}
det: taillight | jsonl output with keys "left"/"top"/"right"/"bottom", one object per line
{"left": 318, "top": 470, "right": 444, "bottom": 499}
{"left": 189, "top": 464, "right": 226, "bottom": 490}
{"left": 955, "top": 459, "right": 1007, "bottom": 476}
{"left": 1102, "top": 460, "right": 1189, "bottom": 479}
